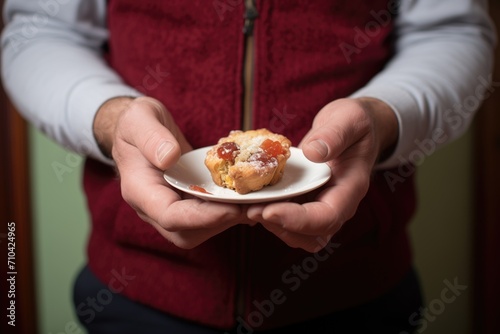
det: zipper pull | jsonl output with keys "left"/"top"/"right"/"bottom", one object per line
{"left": 243, "top": 0, "right": 258, "bottom": 35}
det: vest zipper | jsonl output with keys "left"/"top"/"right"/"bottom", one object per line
{"left": 243, "top": 0, "right": 259, "bottom": 35}
{"left": 236, "top": 0, "right": 258, "bottom": 321}
{"left": 241, "top": 0, "right": 258, "bottom": 131}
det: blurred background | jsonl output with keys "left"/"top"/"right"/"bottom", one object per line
{"left": 1, "top": 1, "right": 499, "bottom": 334}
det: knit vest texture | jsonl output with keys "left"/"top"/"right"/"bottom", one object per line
{"left": 83, "top": 0, "right": 416, "bottom": 329}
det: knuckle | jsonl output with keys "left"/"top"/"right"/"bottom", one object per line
{"left": 119, "top": 178, "right": 135, "bottom": 205}
{"left": 169, "top": 233, "right": 198, "bottom": 249}
{"left": 142, "top": 129, "right": 166, "bottom": 154}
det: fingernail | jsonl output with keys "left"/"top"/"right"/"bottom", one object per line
{"left": 157, "top": 141, "right": 174, "bottom": 163}
{"left": 309, "top": 140, "right": 328, "bottom": 159}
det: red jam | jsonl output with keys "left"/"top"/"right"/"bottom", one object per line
{"left": 189, "top": 185, "right": 212, "bottom": 194}
{"left": 260, "top": 139, "right": 284, "bottom": 157}
{"left": 217, "top": 142, "right": 240, "bottom": 162}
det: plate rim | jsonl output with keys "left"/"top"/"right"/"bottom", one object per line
{"left": 163, "top": 146, "right": 331, "bottom": 203}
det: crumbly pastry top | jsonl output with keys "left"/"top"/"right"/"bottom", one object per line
{"left": 214, "top": 129, "right": 290, "bottom": 166}
{"left": 204, "top": 129, "right": 291, "bottom": 194}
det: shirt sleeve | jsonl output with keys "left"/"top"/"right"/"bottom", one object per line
{"left": 350, "top": 0, "right": 496, "bottom": 169}
{"left": 1, "top": 0, "right": 141, "bottom": 164}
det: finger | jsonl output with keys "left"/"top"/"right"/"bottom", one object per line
{"left": 116, "top": 129, "right": 241, "bottom": 221}
{"left": 121, "top": 159, "right": 244, "bottom": 248}
{"left": 260, "top": 223, "right": 333, "bottom": 253}
{"left": 114, "top": 97, "right": 189, "bottom": 171}
{"left": 149, "top": 199, "right": 252, "bottom": 248}
{"left": 252, "top": 201, "right": 343, "bottom": 236}
{"left": 300, "top": 99, "right": 370, "bottom": 163}
{"left": 146, "top": 218, "right": 240, "bottom": 249}
{"left": 121, "top": 163, "right": 243, "bottom": 232}
{"left": 249, "top": 162, "right": 370, "bottom": 236}
{"left": 159, "top": 199, "right": 245, "bottom": 231}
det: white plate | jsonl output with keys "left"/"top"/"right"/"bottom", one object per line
{"left": 163, "top": 147, "right": 331, "bottom": 204}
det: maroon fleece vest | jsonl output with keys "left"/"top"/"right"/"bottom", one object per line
{"left": 83, "top": 0, "right": 416, "bottom": 329}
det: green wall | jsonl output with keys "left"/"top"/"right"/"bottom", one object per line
{"left": 30, "top": 126, "right": 475, "bottom": 333}
{"left": 410, "top": 129, "right": 474, "bottom": 333}
{"left": 30, "top": 127, "right": 89, "bottom": 334}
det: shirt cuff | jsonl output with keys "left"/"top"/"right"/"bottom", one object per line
{"left": 351, "top": 85, "right": 422, "bottom": 170}
{"left": 67, "top": 78, "right": 142, "bottom": 164}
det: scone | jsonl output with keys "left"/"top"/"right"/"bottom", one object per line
{"left": 204, "top": 129, "right": 291, "bottom": 194}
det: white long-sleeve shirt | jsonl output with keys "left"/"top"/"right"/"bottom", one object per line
{"left": 1, "top": 0, "right": 496, "bottom": 167}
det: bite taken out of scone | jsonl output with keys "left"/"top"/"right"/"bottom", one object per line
{"left": 204, "top": 128, "right": 291, "bottom": 194}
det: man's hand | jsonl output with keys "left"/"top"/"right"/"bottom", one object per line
{"left": 247, "top": 98, "right": 399, "bottom": 252}
{"left": 93, "top": 96, "right": 250, "bottom": 249}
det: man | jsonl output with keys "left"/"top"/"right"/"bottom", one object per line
{"left": 1, "top": 0, "right": 495, "bottom": 332}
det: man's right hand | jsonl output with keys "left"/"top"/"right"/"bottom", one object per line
{"left": 93, "top": 96, "right": 251, "bottom": 249}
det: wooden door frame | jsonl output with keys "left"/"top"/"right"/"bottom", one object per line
{"left": 0, "top": 93, "right": 37, "bottom": 334}
{"left": 472, "top": 1, "right": 500, "bottom": 333}
{"left": 0, "top": 95, "right": 38, "bottom": 334}
{"left": 0, "top": 0, "right": 38, "bottom": 331}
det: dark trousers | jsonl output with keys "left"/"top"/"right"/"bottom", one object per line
{"left": 73, "top": 265, "right": 423, "bottom": 334}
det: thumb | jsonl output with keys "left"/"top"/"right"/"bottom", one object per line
{"left": 300, "top": 99, "right": 369, "bottom": 163}
{"left": 115, "top": 97, "right": 185, "bottom": 170}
